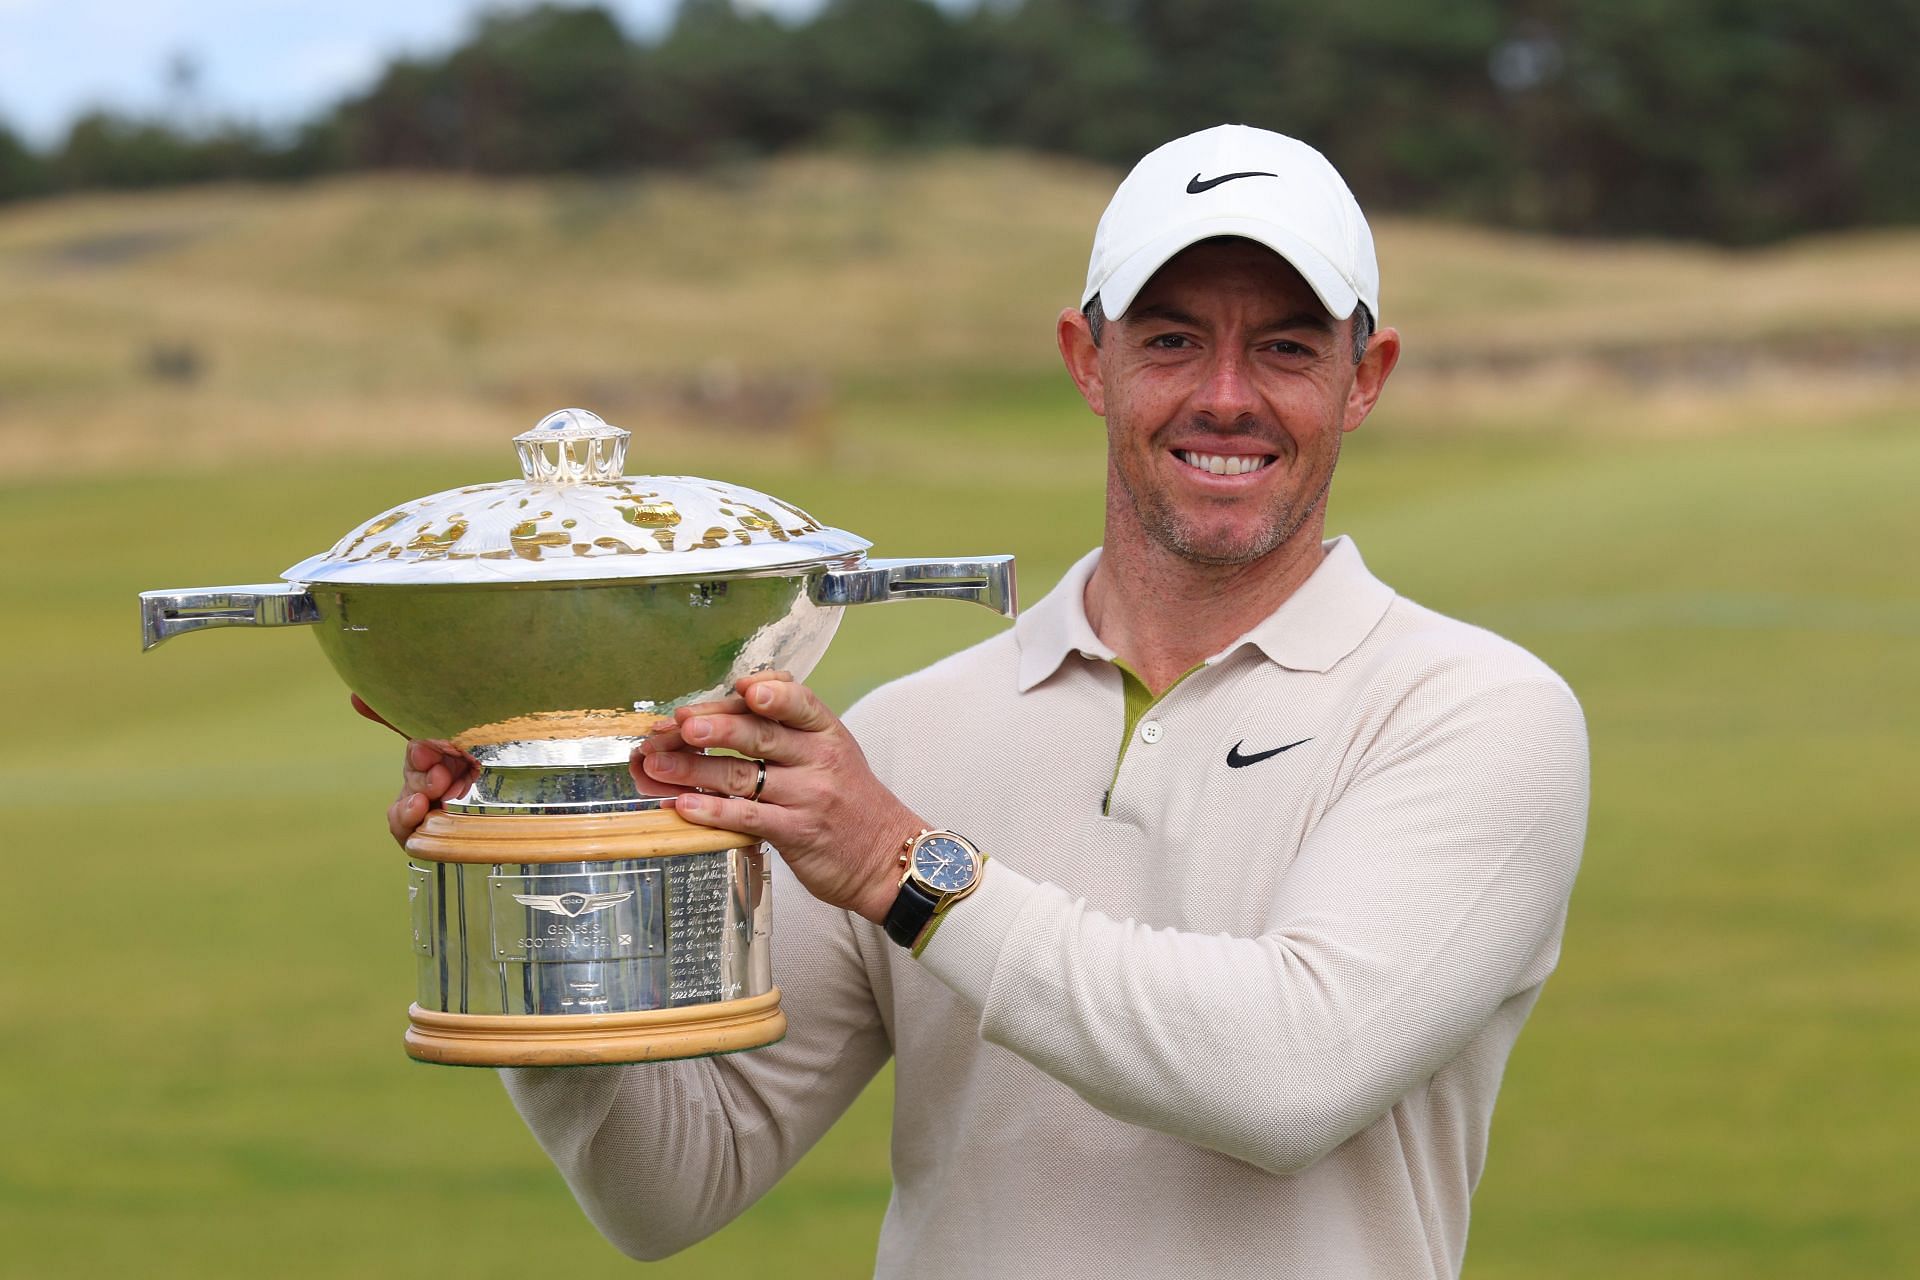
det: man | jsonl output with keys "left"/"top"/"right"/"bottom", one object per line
{"left": 389, "top": 125, "right": 1588, "bottom": 1278}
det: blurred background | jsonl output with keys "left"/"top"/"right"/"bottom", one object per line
{"left": 2, "top": 2, "right": 1916, "bottom": 1276}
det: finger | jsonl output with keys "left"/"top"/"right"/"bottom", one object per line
{"left": 444, "top": 756, "right": 476, "bottom": 800}
{"left": 404, "top": 758, "right": 447, "bottom": 799}
{"left": 672, "top": 791, "right": 783, "bottom": 843}
{"left": 674, "top": 696, "right": 751, "bottom": 722}
{"left": 639, "top": 718, "right": 717, "bottom": 755}
{"left": 642, "top": 748, "right": 764, "bottom": 799}
{"left": 388, "top": 790, "right": 428, "bottom": 846}
{"left": 352, "top": 693, "right": 407, "bottom": 735}
{"left": 407, "top": 740, "right": 448, "bottom": 773}
{"left": 628, "top": 753, "right": 698, "bottom": 799}
{"left": 739, "top": 678, "right": 838, "bottom": 733}
{"left": 638, "top": 730, "right": 683, "bottom": 756}
{"left": 679, "top": 711, "right": 802, "bottom": 762}
{"left": 404, "top": 740, "right": 477, "bottom": 797}
{"left": 647, "top": 673, "right": 803, "bottom": 754}
{"left": 677, "top": 673, "right": 797, "bottom": 732}
{"left": 404, "top": 759, "right": 461, "bottom": 802}
{"left": 668, "top": 670, "right": 794, "bottom": 724}
{"left": 418, "top": 737, "right": 476, "bottom": 766}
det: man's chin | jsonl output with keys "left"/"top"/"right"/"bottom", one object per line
{"left": 1155, "top": 523, "right": 1291, "bottom": 568}
{"left": 1117, "top": 483, "right": 1311, "bottom": 569}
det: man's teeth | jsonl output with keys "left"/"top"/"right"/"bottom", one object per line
{"left": 1175, "top": 450, "right": 1273, "bottom": 476}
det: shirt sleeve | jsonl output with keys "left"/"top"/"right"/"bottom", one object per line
{"left": 914, "top": 673, "right": 1589, "bottom": 1175}
{"left": 500, "top": 855, "right": 892, "bottom": 1261}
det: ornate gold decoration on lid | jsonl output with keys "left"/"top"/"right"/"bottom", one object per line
{"left": 282, "top": 408, "right": 868, "bottom": 586}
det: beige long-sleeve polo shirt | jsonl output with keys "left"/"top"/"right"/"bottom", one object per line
{"left": 504, "top": 536, "right": 1589, "bottom": 1278}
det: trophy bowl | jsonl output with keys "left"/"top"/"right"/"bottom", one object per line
{"left": 140, "top": 408, "right": 1015, "bottom": 1066}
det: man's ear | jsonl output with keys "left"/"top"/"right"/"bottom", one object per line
{"left": 1056, "top": 307, "right": 1107, "bottom": 418}
{"left": 1343, "top": 325, "right": 1401, "bottom": 433}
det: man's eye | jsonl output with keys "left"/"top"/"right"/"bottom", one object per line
{"left": 1146, "top": 334, "right": 1191, "bottom": 350}
{"left": 1265, "top": 340, "right": 1313, "bottom": 357}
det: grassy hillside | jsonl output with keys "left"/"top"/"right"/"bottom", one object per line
{"left": 2, "top": 153, "right": 1917, "bottom": 1278}
{"left": 4, "top": 150, "right": 1918, "bottom": 476}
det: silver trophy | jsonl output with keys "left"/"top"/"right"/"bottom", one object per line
{"left": 141, "top": 408, "right": 1015, "bottom": 1065}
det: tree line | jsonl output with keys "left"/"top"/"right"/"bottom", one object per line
{"left": 3, "top": 0, "right": 1914, "bottom": 244}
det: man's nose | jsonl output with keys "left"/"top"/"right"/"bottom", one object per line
{"left": 1191, "top": 349, "right": 1262, "bottom": 423}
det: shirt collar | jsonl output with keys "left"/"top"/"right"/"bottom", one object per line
{"left": 1014, "top": 548, "right": 1113, "bottom": 692}
{"left": 1014, "top": 536, "right": 1395, "bottom": 692}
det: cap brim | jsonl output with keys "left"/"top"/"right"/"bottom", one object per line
{"left": 1089, "top": 215, "right": 1360, "bottom": 323}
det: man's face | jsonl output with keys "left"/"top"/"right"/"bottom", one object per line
{"left": 1059, "top": 239, "right": 1397, "bottom": 568}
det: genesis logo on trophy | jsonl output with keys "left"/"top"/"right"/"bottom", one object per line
{"left": 513, "top": 890, "right": 634, "bottom": 919}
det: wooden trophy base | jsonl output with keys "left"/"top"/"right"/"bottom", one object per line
{"left": 406, "top": 991, "right": 787, "bottom": 1067}
{"left": 403, "top": 807, "right": 785, "bottom": 1067}
{"left": 407, "top": 806, "right": 759, "bottom": 863}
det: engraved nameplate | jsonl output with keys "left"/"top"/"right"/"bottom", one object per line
{"left": 408, "top": 863, "right": 435, "bottom": 958}
{"left": 489, "top": 867, "right": 664, "bottom": 964}
{"left": 665, "top": 850, "right": 738, "bottom": 1006}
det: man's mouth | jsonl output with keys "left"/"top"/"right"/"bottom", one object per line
{"left": 1172, "top": 449, "right": 1277, "bottom": 477}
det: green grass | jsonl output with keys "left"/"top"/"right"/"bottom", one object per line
{"left": 5, "top": 405, "right": 1917, "bottom": 1276}
{"left": 2, "top": 160, "right": 1917, "bottom": 1275}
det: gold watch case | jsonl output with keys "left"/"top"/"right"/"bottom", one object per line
{"left": 898, "top": 829, "right": 983, "bottom": 905}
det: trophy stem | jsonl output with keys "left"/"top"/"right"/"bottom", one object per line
{"left": 445, "top": 760, "right": 670, "bottom": 816}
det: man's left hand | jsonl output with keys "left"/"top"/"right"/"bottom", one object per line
{"left": 635, "top": 673, "right": 920, "bottom": 925}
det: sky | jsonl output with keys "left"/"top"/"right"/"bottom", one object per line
{"left": 0, "top": 0, "right": 822, "bottom": 145}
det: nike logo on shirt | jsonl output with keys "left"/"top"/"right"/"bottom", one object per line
{"left": 1226, "top": 737, "right": 1313, "bottom": 768}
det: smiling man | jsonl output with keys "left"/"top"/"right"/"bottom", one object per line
{"left": 394, "top": 125, "right": 1589, "bottom": 1278}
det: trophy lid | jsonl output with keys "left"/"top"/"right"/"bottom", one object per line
{"left": 282, "top": 408, "right": 869, "bottom": 586}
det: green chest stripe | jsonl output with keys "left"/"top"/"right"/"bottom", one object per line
{"left": 1104, "top": 659, "right": 1205, "bottom": 816}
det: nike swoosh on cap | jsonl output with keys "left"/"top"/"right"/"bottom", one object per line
{"left": 1226, "top": 737, "right": 1313, "bottom": 768}
{"left": 1186, "top": 171, "right": 1279, "bottom": 194}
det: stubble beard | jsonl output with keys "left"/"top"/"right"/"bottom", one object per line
{"left": 1113, "top": 429, "right": 1340, "bottom": 569}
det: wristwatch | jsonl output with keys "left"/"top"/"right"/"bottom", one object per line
{"left": 883, "top": 829, "right": 984, "bottom": 951}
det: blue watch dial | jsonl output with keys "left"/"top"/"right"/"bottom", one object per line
{"left": 912, "top": 836, "right": 977, "bottom": 893}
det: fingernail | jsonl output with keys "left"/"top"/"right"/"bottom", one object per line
{"left": 750, "top": 686, "right": 772, "bottom": 708}
{"left": 677, "top": 794, "right": 704, "bottom": 815}
{"left": 650, "top": 754, "right": 678, "bottom": 776}
{"left": 686, "top": 717, "right": 710, "bottom": 740}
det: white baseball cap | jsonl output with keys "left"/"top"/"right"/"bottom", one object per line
{"left": 1082, "top": 124, "right": 1380, "bottom": 324}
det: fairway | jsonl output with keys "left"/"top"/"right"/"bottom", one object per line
{"left": 2, "top": 162, "right": 1917, "bottom": 1277}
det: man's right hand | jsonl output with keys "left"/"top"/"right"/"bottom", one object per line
{"left": 389, "top": 738, "right": 478, "bottom": 846}
{"left": 351, "top": 694, "right": 476, "bottom": 848}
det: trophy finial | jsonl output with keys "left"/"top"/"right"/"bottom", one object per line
{"left": 514, "top": 408, "right": 630, "bottom": 484}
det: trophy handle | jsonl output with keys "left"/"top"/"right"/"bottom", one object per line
{"left": 140, "top": 583, "right": 320, "bottom": 651}
{"left": 811, "top": 556, "right": 1016, "bottom": 617}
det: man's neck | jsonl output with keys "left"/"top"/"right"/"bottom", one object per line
{"left": 1084, "top": 522, "right": 1329, "bottom": 695}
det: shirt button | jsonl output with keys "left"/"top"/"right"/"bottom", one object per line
{"left": 1139, "top": 720, "right": 1163, "bottom": 744}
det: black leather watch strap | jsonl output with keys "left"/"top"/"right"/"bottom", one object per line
{"left": 883, "top": 877, "right": 942, "bottom": 949}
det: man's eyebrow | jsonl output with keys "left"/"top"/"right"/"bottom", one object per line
{"left": 1125, "top": 304, "right": 1335, "bottom": 333}
{"left": 1261, "top": 311, "right": 1336, "bottom": 333}
{"left": 1126, "top": 303, "right": 1203, "bottom": 327}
